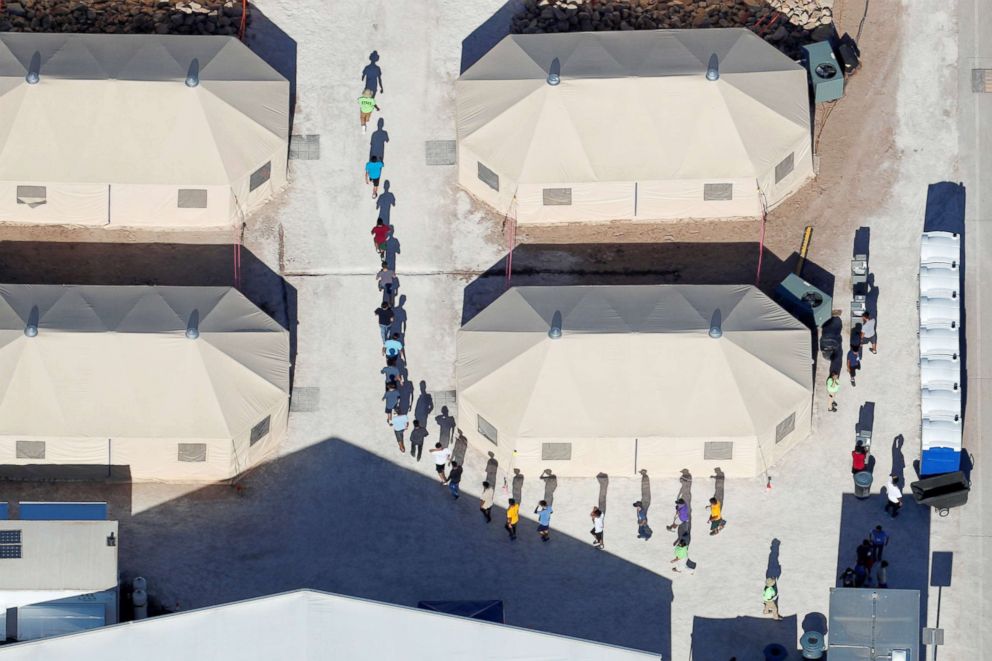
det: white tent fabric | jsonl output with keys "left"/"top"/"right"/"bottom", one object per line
{"left": 0, "top": 589, "right": 657, "bottom": 660}
{"left": 457, "top": 285, "right": 813, "bottom": 477}
{"left": 0, "top": 285, "right": 289, "bottom": 482}
{"left": 456, "top": 29, "right": 813, "bottom": 224}
{"left": 0, "top": 34, "right": 288, "bottom": 230}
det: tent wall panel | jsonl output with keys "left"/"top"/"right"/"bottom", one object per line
{"left": 636, "top": 178, "right": 760, "bottom": 220}
{"left": 0, "top": 181, "right": 108, "bottom": 226}
{"left": 0, "top": 437, "right": 108, "bottom": 465}
{"left": 515, "top": 182, "right": 636, "bottom": 224}
{"left": 110, "top": 184, "right": 232, "bottom": 228}
{"left": 515, "top": 437, "right": 636, "bottom": 477}
{"left": 110, "top": 437, "right": 233, "bottom": 482}
{"left": 635, "top": 435, "right": 759, "bottom": 478}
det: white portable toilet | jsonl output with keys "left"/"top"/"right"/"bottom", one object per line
{"left": 920, "top": 296, "right": 960, "bottom": 327}
{"left": 922, "top": 386, "right": 961, "bottom": 419}
{"left": 921, "top": 414, "right": 962, "bottom": 451}
{"left": 920, "top": 231, "right": 960, "bottom": 263}
{"left": 919, "top": 263, "right": 959, "bottom": 299}
{"left": 920, "top": 356, "right": 960, "bottom": 390}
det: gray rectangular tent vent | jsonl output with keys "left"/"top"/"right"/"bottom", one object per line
{"left": 542, "top": 188, "right": 572, "bottom": 206}
{"left": 178, "top": 443, "right": 207, "bottom": 462}
{"left": 289, "top": 134, "right": 321, "bottom": 160}
{"left": 425, "top": 140, "right": 456, "bottom": 166}
{"left": 973, "top": 69, "right": 992, "bottom": 93}
{"left": 703, "top": 183, "right": 733, "bottom": 201}
{"left": 250, "top": 415, "right": 271, "bottom": 446}
{"left": 477, "top": 415, "right": 498, "bottom": 445}
{"left": 541, "top": 442, "right": 572, "bottom": 460}
{"left": 249, "top": 161, "right": 272, "bottom": 192}
{"left": 704, "top": 441, "right": 734, "bottom": 460}
{"left": 177, "top": 189, "right": 208, "bottom": 209}
{"left": 16, "top": 185, "right": 46, "bottom": 207}
{"left": 775, "top": 412, "right": 796, "bottom": 443}
{"left": 477, "top": 162, "right": 499, "bottom": 192}
{"left": 775, "top": 153, "right": 795, "bottom": 183}
{"left": 16, "top": 441, "right": 45, "bottom": 459}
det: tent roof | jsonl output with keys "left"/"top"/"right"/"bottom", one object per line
{"left": 456, "top": 29, "right": 810, "bottom": 184}
{"left": 0, "top": 285, "right": 288, "bottom": 440}
{"left": 0, "top": 589, "right": 658, "bottom": 660}
{"left": 0, "top": 34, "right": 288, "bottom": 186}
{"left": 458, "top": 285, "right": 812, "bottom": 439}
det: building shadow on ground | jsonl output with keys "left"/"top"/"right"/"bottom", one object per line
{"left": 246, "top": 4, "right": 298, "bottom": 132}
{"left": 0, "top": 241, "right": 299, "bottom": 391}
{"left": 691, "top": 614, "right": 798, "bottom": 660}
{"left": 116, "top": 438, "right": 673, "bottom": 656}
{"left": 460, "top": 0, "right": 525, "bottom": 74}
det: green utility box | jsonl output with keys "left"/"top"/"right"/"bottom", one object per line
{"left": 775, "top": 273, "right": 833, "bottom": 328}
{"left": 802, "top": 41, "right": 844, "bottom": 103}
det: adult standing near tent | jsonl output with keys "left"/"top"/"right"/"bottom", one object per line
{"left": 861, "top": 312, "right": 878, "bottom": 354}
{"left": 357, "top": 89, "right": 380, "bottom": 134}
{"left": 590, "top": 507, "right": 605, "bottom": 550}
{"left": 480, "top": 481, "right": 495, "bottom": 523}
{"left": 534, "top": 500, "right": 553, "bottom": 542}
{"left": 505, "top": 498, "right": 520, "bottom": 541}
{"left": 365, "top": 155, "right": 384, "bottom": 198}
{"left": 826, "top": 372, "right": 840, "bottom": 412}
{"left": 763, "top": 578, "right": 783, "bottom": 620}
{"left": 884, "top": 474, "right": 903, "bottom": 517}
{"left": 391, "top": 412, "right": 408, "bottom": 454}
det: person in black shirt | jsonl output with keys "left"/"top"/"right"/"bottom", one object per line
{"left": 374, "top": 302, "right": 394, "bottom": 344}
{"left": 448, "top": 461, "right": 463, "bottom": 499}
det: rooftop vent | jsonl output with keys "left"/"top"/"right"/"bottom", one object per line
{"left": 548, "top": 310, "right": 563, "bottom": 339}
{"left": 185, "top": 58, "right": 200, "bottom": 88}
{"left": 186, "top": 309, "right": 200, "bottom": 339}
{"left": 706, "top": 54, "right": 719, "bottom": 81}
{"left": 547, "top": 57, "right": 561, "bottom": 86}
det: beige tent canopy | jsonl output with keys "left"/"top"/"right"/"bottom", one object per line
{"left": 0, "top": 34, "right": 288, "bottom": 230}
{"left": 456, "top": 285, "right": 813, "bottom": 477}
{"left": 0, "top": 285, "right": 290, "bottom": 482}
{"left": 456, "top": 29, "right": 813, "bottom": 224}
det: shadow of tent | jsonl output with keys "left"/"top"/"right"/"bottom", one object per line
{"left": 691, "top": 614, "right": 797, "bottom": 660}
{"left": 245, "top": 4, "right": 298, "bottom": 134}
{"left": 461, "top": 242, "right": 792, "bottom": 325}
{"left": 460, "top": 0, "right": 525, "bottom": 75}
{"left": 0, "top": 241, "right": 298, "bottom": 392}
{"left": 834, "top": 493, "right": 930, "bottom": 659}
{"left": 118, "top": 438, "right": 674, "bottom": 656}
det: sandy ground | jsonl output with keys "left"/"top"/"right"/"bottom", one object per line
{"left": 0, "top": 0, "right": 973, "bottom": 659}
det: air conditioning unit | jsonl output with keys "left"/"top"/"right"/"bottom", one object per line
{"left": 802, "top": 41, "right": 844, "bottom": 103}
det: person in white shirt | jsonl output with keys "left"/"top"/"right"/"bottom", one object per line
{"left": 429, "top": 442, "right": 450, "bottom": 484}
{"left": 861, "top": 312, "right": 878, "bottom": 354}
{"left": 590, "top": 507, "right": 605, "bottom": 550}
{"left": 884, "top": 474, "right": 902, "bottom": 518}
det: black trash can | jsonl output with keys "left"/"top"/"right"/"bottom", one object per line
{"left": 854, "top": 471, "right": 873, "bottom": 498}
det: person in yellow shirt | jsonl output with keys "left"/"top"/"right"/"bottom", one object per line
{"left": 707, "top": 497, "right": 725, "bottom": 535}
{"left": 357, "top": 89, "right": 380, "bottom": 134}
{"left": 505, "top": 498, "right": 519, "bottom": 541}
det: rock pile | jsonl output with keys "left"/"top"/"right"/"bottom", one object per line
{"left": 511, "top": 0, "right": 836, "bottom": 59}
{"left": 0, "top": 0, "right": 248, "bottom": 36}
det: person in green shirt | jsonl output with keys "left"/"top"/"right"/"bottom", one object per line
{"left": 357, "top": 89, "right": 380, "bottom": 134}
{"left": 763, "top": 577, "right": 783, "bottom": 620}
{"left": 670, "top": 538, "right": 693, "bottom": 574}
{"left": 826, "top": 372, "right": 840, "bottom": 412}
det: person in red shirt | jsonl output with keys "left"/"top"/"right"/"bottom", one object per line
{"left": 371, "top": 218, "right": 392, "bottom": 260}
{"left": 851, "top": 443, "right": 868, "bottom": 474}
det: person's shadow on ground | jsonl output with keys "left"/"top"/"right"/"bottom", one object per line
{"left": 376, "top": 181, "right": 396, "bottom": 224}
{"left": 369, "top": 118, "right": 389, "bottom": 163}
{"left": 435, "top": 406, "right": 456, "bottom": 448}
{"left": 415, "top": 381, "right": 434, "bottom": 426}
{"left": 361, "top": 50, "right": 383, "bottom": 97}
{"left": 392, "top": 294, "right": 408, "bottom": 335}
{"left": 766, "top": 538, "right": 782, "bottom": 580}
{"left": 384, "top": 234, "right": 401, "bottom": 271}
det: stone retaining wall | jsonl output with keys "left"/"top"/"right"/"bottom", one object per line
{"left": 1, "top": 0, "right": 248, "bottom": 35}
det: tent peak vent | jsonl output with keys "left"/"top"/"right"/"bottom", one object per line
{"left": 548, "top": 310, "right": 563, "bottom": 339}
{"left": 706, "top": 54, "right": 719, "bottom": 81}
{"left": 185, "top": 58, "right": 200, "bottom": 87}
{"left": 186, "top": 309, "right": 200, "bottom": 339}
{"left": 547, "top": 57, "right": 561, "bottom": 86}
{"left": 709, "top": 309, "right": 723, "bottom": 338}
{"left": 24, "top": 305, "right": 40, "bottom": 336}
{"left": 26, "top": 51, "right": 41, "bottom": 84}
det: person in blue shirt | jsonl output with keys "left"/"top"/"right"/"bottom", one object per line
{"left": 534, "top": 500, "right": 553, "bottom": 542}
{"left": 869, "top": 525, "right": 889, "bottom": 562}
{"left": 383, "top": 332, "right": 405, "bottom": 362}
{"left": 365, "top": 155, "right": 384, "bottom": 198}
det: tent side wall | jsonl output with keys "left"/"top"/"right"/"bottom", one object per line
{"left": 634, "top": 178, "right": 761, "bottom": 221}
{"left": 109, "top": 184, "right": 235, "bottom": 229}
{"left": 456, "top": 396, "right": 517, "bottom": 473}
{"left": 757, "top": 133, "right": 815, "bottom": 212}
{"left": 233, "top": 148, "right": 289, "bottom": 224}
{"left": 514, "top": 181, "right": 637, "bottom": 224}
{"left": 756, "top": 393, "right": 813, "bottom": 467}
{"left": 0, "top": 181, "right": 109, "bottom": 226}
{"left": 230, "top": 397, "right": 289, "bottom": 479}
{"left": 457, "top": 145, "right": 520, "bottom": 219}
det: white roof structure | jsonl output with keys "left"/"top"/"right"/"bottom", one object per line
{"left": 457, "top": 285, "right": 813, "bottom": 477}
{"left": 0, "top": 34, "right": 288, "bottom": 230}
{"left": 456, "top": 29, "right": 813, "bottom": 224}
{"left": 0, "top": 520, "right": 118, "bottom": 612}
{"left": 0, "top": 589, "right": 658, "bottom": 660}
{"left": 0, "top": 285, "right": 290, "bottom": 481}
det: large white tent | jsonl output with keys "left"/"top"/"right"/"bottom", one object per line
{"left": 456, "top": 285, "right": 813, "bottom": 477}
{"left": 456, "top": 29, "right": 813, "bottom": 224}
{"left": 0, "top": 34, "right": 288, "bottom": 230}
{"left": 0, "top": 589, "right": 657, "bottom": 660}
{"left": 0, "top": 285, "right": 290, "bottom": 482}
